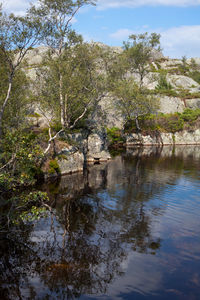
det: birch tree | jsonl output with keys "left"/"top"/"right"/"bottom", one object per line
{"left": 29, "top": 0, "right": 96, "bottom": 128}
{"left": 0, "top": 7, "right": 41, "bottom": 137}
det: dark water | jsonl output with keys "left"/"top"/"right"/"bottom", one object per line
{"left": 1, "top": 145, "right": 200, "bottom": 300}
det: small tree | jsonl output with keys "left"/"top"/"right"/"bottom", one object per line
{"left": 112, "top": 78, "right": 159, "bottom": 131}
{"left": 123, "top": 32, "right": 161, "bottom": 87}
{"left": 0, "top": 6, "right": 41, "bottom": 137}
{"left": 36, "top": 42, "right": 107, "bottom": 153}
{"left": 29, "top": 0, "right": 96, "bottom": 128}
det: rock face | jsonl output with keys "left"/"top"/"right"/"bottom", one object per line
{"left": 159, "top": 96, "right": 185, "bottom": 114}
{"left": 92, "top": 94, "right": 124, "bottom": 129}
{"left": 167, "top": 74, "right": 200, "bottom": 89}
{"left": 21, "top": 46, "right": 50, "bottom": 65}
{"left": 186, "top": 98, "right": 200, "bottom": 109}
{"left": 57, "top": 146, "right": 84, "bottom": 175}
{"left": 125, "top": 129, "right": 200, "bottom": 146}
{"left": 87, "top": 133, "right": 111, "bottom": 162}
{"left": 59, "top": 130, "right": 111, "bottom": 166}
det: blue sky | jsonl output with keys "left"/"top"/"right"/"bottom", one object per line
{"left": 3, "top": 0, "right": 200, "bottom": 58}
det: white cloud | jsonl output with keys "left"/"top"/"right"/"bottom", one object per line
{"left": 97, "top": 0, "right": 200, "bottom": 10}
{"left": 5, "top": 0, "right": 199, "bottom": 14}
{"left": 161, "top": 25, "right": 200, "bottom": 58}
{"left": 110, "top": 25, "right": 200, "bottom": 58}
{"left": 110, "top": 29, "right": 134, "bottom": 40}
{"left": 2, "top": 0, "right": 37, "bottom": 15}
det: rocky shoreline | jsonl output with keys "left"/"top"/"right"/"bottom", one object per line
{"left": 45, "top": 128, "right": 200, "bottom": 178}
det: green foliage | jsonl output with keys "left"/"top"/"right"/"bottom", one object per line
{"left": 48, "top": 159, "right": 60, "bottom": 174}
{"left": 181, "top": 108, "right": 200, "bottom": 122}
{"left": 0, "top": 131, "right": 44, "bottom": 192}
{"left": 111, "top": 78, "right": 159, "bottom": 130}
{"left": 163, "top": 113, "right": 184, "bottom": 133}
{"left": 125, "top": 108, "right": 200, "bottom": 134}
{"left": 188, "top": 71, "right": 200, "bottom": 84}
{"left": 123, "top": 32, "right": 161, "bottom": 86}
{"left": 156, "top": 71, "right": 173, "bottom": 91}
{"left": 0, "top": 191, "right": 49, "bottom": 230}
{"left": 50, "top": 120, "right": 62, "bottom": 133}
{"left": 107, "top": 127, "right": 124, "bottom": 144}
{"left": 190, "top": 58, "right": 198, "bottom": 70}
{"left": 0, "top": 64, "right": 30, "bottom": 132}
{"left": 29, "top": 0, "right": 96, "bottom": 52}
{"left": 36, "top": 42, "right": 106, "bottom": 129}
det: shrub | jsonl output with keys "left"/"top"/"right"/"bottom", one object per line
{"left": 181, "top": 108, "right": 200, "bottom": 122}
{"left": 107, "top": 127, "right": 124, "bottom": 144}
{"left": 156, "top": 71, "right": 173, "bottom": 91}
{"left": 125, "top": 108, "right": 200, "bottom": 134}
{"left": 48, "top": 159, "right": 60, "bottom": 174}
{"left": 163, "top": 114, "right": 184, "bottom": 133}
{"left": 50, "top": 120, "right": 62, "bottom": 134}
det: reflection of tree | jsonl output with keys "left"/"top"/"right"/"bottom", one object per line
{"left": 1, "top": 146, "right": 199, "bottom": 299}
{"left": 0, "top": 229, "right": 40, "bottom": 300}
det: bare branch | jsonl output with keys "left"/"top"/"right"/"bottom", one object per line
{"left": 0, "top": 153, "right": 16, "bottom": 171}
{"left": 44, "top": 128, "right": 64, "bottom": 154}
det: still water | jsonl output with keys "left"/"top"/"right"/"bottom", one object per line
{"left": 1, "top": 146, "right": 200, "bottom": 300}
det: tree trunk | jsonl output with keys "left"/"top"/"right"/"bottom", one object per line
{"left": 59, "top": 73, "right": 65, "bottom": 128}
{"left": 0, "top": 79, "right": 12, "bottom": 137}
{"left": 135, "top": 115, "right": 141, "bottom": 132}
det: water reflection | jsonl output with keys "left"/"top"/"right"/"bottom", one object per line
{"left": 1, "top": 146, "right": 200, "bottom": 299}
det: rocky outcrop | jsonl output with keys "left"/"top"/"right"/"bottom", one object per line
{"left": 87, "top": 133, "right": 111, "bottom": 162}
{"left": 186, "top": 98, "right": 200, "bottom": 109}
{"left": 167, "top": 74, "right": 199, "bottom": 90}
{"left": 58, "top": 130, "right": 111, "bottom": 168}
{"left": 159, "top": 96, "right": 185, "bottom": 114}
{"left": 92, "top": 94, "right": 124, "bottom": 129}
{"left": 57, "top": 146, "right": 84, "bottom": 175}
{"left": 125, "top": 129, "right": 200, "bottom": 146}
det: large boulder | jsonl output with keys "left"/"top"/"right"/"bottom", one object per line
{"left": 57, "top": 146, "right": 84, "bottom": 175}
{"left": 185, "top": 98, "right": 200, "bottom": 109}
{"left": 174, "top": 129, "right": 200, "bottom": 144}
{"left": 60, "top": 131, "right": 111, "bottom": 163}
{"left": 87, "top": 133, "right": 111, "bottom": 162}
{"left": 167, "top": 74, "right": 200, "bottom": 89}
{"left": 159, "top": 96, "right": 185, "bottom": 114}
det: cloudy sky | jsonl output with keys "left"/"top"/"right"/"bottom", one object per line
{"left": 2, "top": 0, "right": 200, "bottom": 58}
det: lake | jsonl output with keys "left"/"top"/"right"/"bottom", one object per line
{"left": 1, "top": 145, "right": 200, "bottom": 300}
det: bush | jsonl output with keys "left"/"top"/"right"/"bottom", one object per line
{"left": 181, "top": 108, "right": 200, "bottom": 122}
{"left": 156, "top": 71, "right": 173, "bottom": 91}
{"left": 48, "top": 159, "right": 60, "bottom": 174}
{"left": 162, "top": 114, "right": 184, "bottom": 133}
{"left": 107, "top": 127, "right": 124, "bottom": 144}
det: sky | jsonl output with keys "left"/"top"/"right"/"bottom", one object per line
{"left": 2, "top": 0, "right": 200, "bottom": 58}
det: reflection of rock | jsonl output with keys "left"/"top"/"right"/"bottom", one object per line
{"left": 51, "top": 163, "right": 108, "bottom": 202}
{"left": 126, "top": 145, "right": 200, "bottom": 161}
